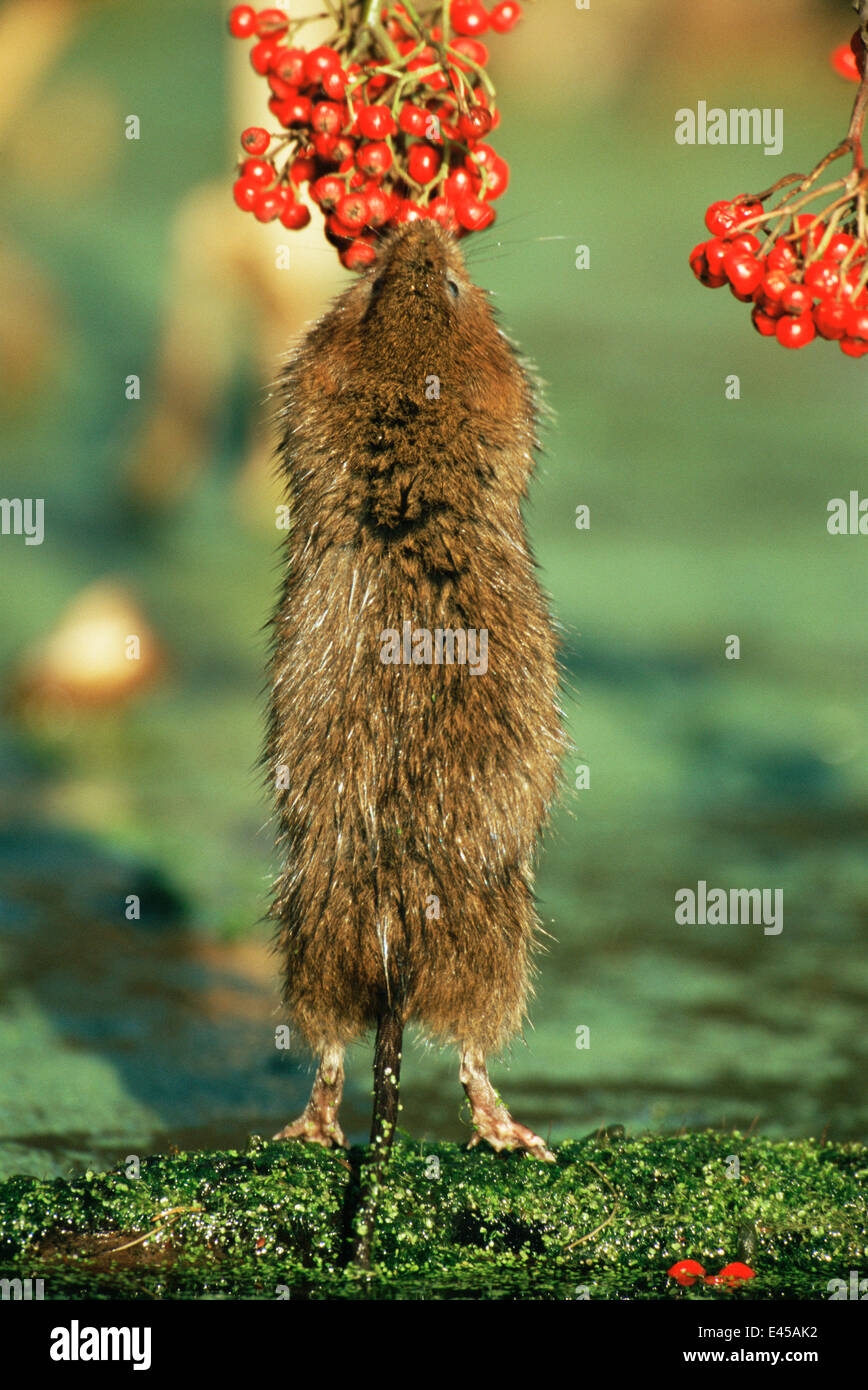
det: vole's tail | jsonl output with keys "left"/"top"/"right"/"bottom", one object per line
{"left": 352, "top": 1001, "right": 403, "bottom": 1268}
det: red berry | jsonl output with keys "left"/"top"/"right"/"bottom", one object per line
{"left": 826, "top": 231, "right": 858, "bottom": 263}
{"left": 459, "top": 105, "right": 493, "bottom": 139}
{"left": 667, "top": 1260, "right": 706, "bottom": 1287}
{"left": 364, "top": 185, "right": 393, "bottom": 227}
{"left": 489, "top": 1, "right": 522, "bottom": 32}
{"left": 272, "top": 47, "right": 306, "bottom": 84}
{"left": 253, "top": 188, "right": 285, "bottom": 222}
{"left": 715, "top": 1263, "right": 756, "bottom": 1284}
{"left": 704, "top": 237, "right": 728, "bottom": 277}
{"left": 844, "top": 304, "right": 868, "bottom": 341}
{"left": 450, "top": 36, "right": 489, "bottom": 67}
{"left": 430, "top": 195, "right": 460, "bottom": 233}
{"left": 722, "top": 249, "right": 763, "bottom": 296}
{"left": 455, "top": 193, "right": 495, "bottom": 231}
{"left": 357, "top": 104, "right": 397, "bottom": 139}
{"left": 274, "top": 95, "right": 312, "bottom": 127}
{"left": 399, "top": 103, "right": 429, "bottom": 136}
{"left": 312, "top": 101, "right": 343, "bottom": 135}
{"left": 311, "top": 175, "right": 345, "bottom": 210}
{"left": 704, "top": 200, "right": 739, "bottom": 237}
{"left": 443, "top": 166, "right": 475, "bottom": 200}
{"left": 233, "top": 177, "right": 259, "bottom": 211}
{"left": 255, "top": 8, "right": 289, "bottom": 37}
{"left": 289, "top": 152, "right": 317, "bottom": 185}
{"left": 688, "top": 243, "right": 726, "bottom": 289}
{"left": 267, "top": 72, "right": 296, "bottom": 101}
{"left": 396, "top": 199, "right": 429, "bottom": 223}
{"left": 336, "top": 192, "right": 369, "bottom": 230}
{"left": 241, "top": 157, "right": 274, "bottom": 187}
{"left": 759, "top": 270, "right": 790, "bottom": 305}
{"left": 356, "top": 140, "right": 393, "bottom": 176}
{"left": 450, "top": 1, "right": 490, "bottom": 37}
{"left": 304, "top": 46, "right": 342, "bottom": 85}
{"left": 331, "top": 136, "right": 356, "bottom": 164}
{"left": 831, "top": 40, "right": 860, "bottom": 82}
{"left": 477, "top": 150, "right": 508, "bottom": 199}
{"left": 776, "top": 313, "right": 815, "bottom": 348}
{"left": 728, "top": 232, "right": 761, "bottom": 256}
{"left": 840, "top": 336, "right": 868, "bottom": 356}
{"left": 781, "top": 283, "right": 812, "bottom": 316}
{"left": 767, "top": 239, "right": 798, "bottom": 273}
{"left": 228, "top": 5, "right": 257, "bottom": 38}
{"left": 250, "top": 38, "right": 280, "bottom": 74}
{"left": 241, "top": 126, "right": 271, "bottom": 156}
{"left": 813, "top": 300, "right": 848, "bottom": 339}
{"left": 408, "top": 143, "right": 441, "bottom": 184}
{"left": 804, "top": 260, "right": 841, "bottom": 298}
{"left": 732, "top": 200, "right": 764, "bottom": 231}
{"left": 751, "top": 306, "right": 778, "bottom": 336}
{"left": 280, "top": 200, "right": 311, "bottom": 230}
{"left": 341, "top": 239, "right": 377, "bottom": 271}
{"left": 322, "top": 67, "right": 348, "bottom": 99}
{"left": 326, "top": 213, "right": 356, "bottom": 242}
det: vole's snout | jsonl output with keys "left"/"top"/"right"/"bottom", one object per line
{"left": 368, "top": 221, "right": 466, "bottom": 312}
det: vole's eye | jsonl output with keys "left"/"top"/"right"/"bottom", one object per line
{"left": 446, "top": 277, "right": 460, "bottom": 299}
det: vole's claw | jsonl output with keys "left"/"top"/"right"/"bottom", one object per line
{"left": 273, "top": 1115, "right": 349, "bottom": 1149}
{"left": 467, "top": 1116, "right": 555, "bottom": 1162}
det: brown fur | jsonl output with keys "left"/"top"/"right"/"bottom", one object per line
{"left": 266, "top": 221, "right": 564, "bottom": 1062}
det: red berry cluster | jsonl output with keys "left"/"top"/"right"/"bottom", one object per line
{"left": 690, "top": 26, "right": 868, "bottom": 358}
{"left": 228, "top": 2, "right": 521, "bottom": 269}
{"left": 690, "top": 199, "right": 868, "bottom": 355}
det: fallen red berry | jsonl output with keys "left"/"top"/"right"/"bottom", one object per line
{"left": 667, "top": 1260, "right": 706, "bottom": 1287}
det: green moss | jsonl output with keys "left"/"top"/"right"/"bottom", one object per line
{"left": 0, "top": 1131, "right": 864, "bottom": 1299}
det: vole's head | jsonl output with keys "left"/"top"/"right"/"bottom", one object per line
{"left": 320, "top": 221, "right": 528, "bottom": 407}
{"left": 287, "top": 220, "right": 536, "bottom": 437}
{"left": 363, "top": 219, "right": 469, "bottom": 326}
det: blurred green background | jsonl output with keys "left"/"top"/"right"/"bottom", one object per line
{"left": 0, "top": 0, "right": 866, "bottom": 1181}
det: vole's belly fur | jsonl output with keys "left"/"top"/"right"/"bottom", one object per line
{"left": 270, "top": 525, "right": 561, "bottom": 1056}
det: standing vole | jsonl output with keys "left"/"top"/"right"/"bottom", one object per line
{"left": 267, "top": 220, "right": 564, "bottom": 1186}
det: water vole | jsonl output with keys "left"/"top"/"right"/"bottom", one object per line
{"left": 267, "top": 221, "right": 564, "bottom": 1185}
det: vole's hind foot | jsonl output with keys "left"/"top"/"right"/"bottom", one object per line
{"left": 273, "top": 1043, "right": 349, "bottom": 1149}
{"left": 467, "top": 1112, "right": 554, "bottom": 1162}
{"left": 273, "top": 1112, "right": 348, "bottom": 1148}
{"left": 460, "top": 1045, "right": 555, "bottom": 1162}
